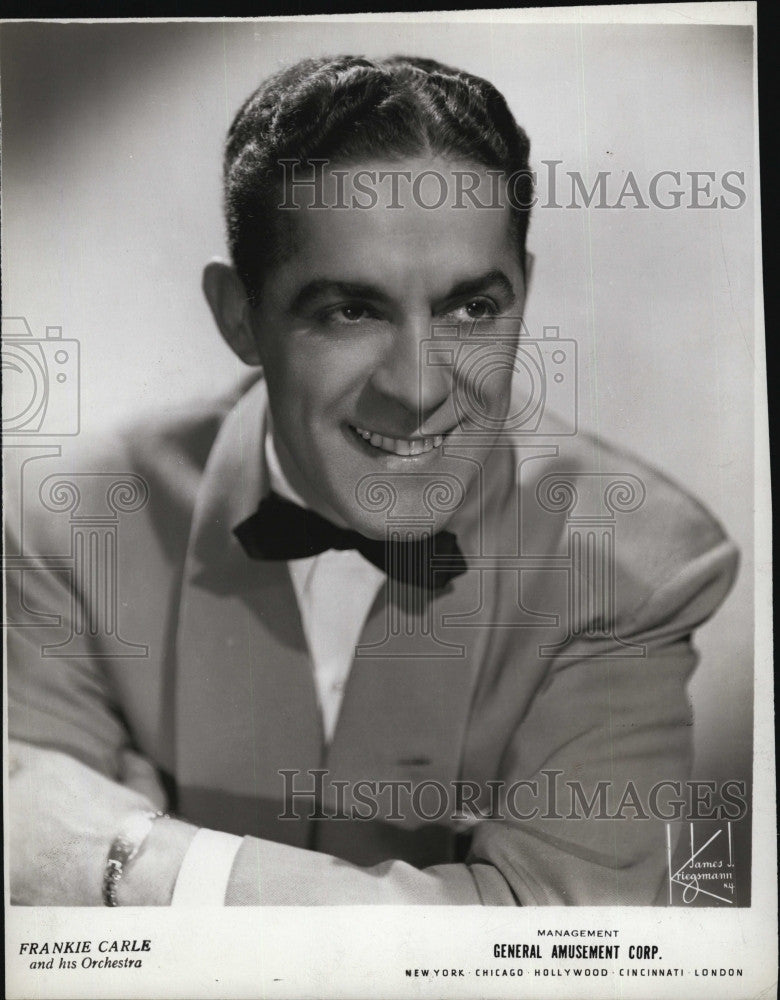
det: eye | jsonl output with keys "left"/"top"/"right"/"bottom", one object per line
{"left": 465, "top": 299, "right": 496, "bottom": 319}
{"left": 337, "top": 305, "right": 371, "bottom": 322}
{"left": 446, "top": 298, "right": 500, "bottom": 322}
{"left": 316, "top": 301, "right": 384, "bottom": 325}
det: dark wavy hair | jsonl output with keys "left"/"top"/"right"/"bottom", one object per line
{"left": 224, "top": 55, "right": 532, "bottom": 304}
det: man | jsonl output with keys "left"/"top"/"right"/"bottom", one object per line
{"left": 7, "top": 55, "right": 738, "bottom": 905}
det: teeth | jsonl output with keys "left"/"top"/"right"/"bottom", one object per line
{"left": 353, "top": 426, "right": 445, "bottom": 457}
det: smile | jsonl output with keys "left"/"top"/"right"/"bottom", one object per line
{"left": 351, "top": 425, "right": 444, "bottom": 456}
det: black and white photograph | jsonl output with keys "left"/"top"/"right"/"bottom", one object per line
{"left": 2, "top": 5, "right": 774, "bottom": 998}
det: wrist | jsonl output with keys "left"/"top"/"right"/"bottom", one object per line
{"left": 102, "top": 810, "right": 166, "bottom": 906}
{"left": 111, "top": 815, "right": 198, "bottom": 906}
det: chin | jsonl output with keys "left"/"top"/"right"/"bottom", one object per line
{"left": 339, "top": 498, "right": 456, "bottom": 540}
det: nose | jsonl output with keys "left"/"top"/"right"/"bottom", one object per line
{"left": 369, "top": 314, "right": 452, "bottom": 424}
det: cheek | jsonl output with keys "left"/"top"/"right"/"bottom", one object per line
{"left": 295, "top": 339, "right": 375, "bottom": 411}
{"left": 266, "top": 350, "right": 363, "bottom": 446}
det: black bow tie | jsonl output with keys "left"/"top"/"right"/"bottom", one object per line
{"left": 233, "top": 491, "right": 467, "bottom": 591}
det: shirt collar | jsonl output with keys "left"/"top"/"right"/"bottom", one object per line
{"left": 187, "top": 374, "right": 508, "bottom": 584}
{"left": 188, "top": 375, "right": 270, "bottom": 580}
{"left": 264, "top": 426, "right": 308, "bottom": 509}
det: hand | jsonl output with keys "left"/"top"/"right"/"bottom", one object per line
{"left": 8, "top": 741, "right": 196, "bottom": 905}
{"left": 117, "top": 744, "right": 168, "bottom": 808}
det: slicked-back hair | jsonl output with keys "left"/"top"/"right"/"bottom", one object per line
{"left": 224, "top": 55, "right": 533, "bottom": 305}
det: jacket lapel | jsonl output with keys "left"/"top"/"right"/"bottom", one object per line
{"left": 316, "top": 445, "right": 517, "bottom": 863}
{"left": 173, "top": 378, "right": 322, "bottom": 840}
{"left": 173, "top": 379, "right": 518, "bottom": 857}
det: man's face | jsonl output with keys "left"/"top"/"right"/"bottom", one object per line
{"left": 250, "top": 157, "right": 526, "bottom": 538}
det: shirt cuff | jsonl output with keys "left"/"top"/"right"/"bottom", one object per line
{"left": 170, "top": 828, "right": 244, "bottom": 906}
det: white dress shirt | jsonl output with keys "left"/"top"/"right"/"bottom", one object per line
{"left": 171, "top": 433, "right": 385, "bottom": 905}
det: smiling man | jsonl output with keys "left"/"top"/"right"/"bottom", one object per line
{"left": 7, "top": 55, "right": 739, "bottom": 906}
{"left": 205, "top": 152, "right": 525, "bottom": 537}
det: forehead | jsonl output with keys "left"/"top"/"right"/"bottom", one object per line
{"left": 269, "top": 157, "right": 518, "bottom": 297}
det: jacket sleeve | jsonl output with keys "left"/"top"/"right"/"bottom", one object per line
{"left": 6, "top": 400, "right": 229, "bottom": 780}
{"left": 223, "top": 536, "right": 739, "bottom": 905}
{"left": 6, "top": 521, "right": 131, "bottom": 780}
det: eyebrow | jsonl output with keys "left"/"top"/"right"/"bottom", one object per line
{"left": 289, "top": 280, "right": 392, "bottom": 315}
{"left": 288, "top": 269, "right": 517, "bottom": 315}
{"left": 437, "top": 269, "right": 517, "bottom": 309}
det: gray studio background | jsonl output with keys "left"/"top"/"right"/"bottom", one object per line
{"left": 1, "top": 20, "right": 755, "bottom": 785}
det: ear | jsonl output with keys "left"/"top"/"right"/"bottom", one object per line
{"left": 202, "top": 260, "right": 262, "bottom": 366}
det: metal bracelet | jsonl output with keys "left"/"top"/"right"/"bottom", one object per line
{"left": 102, "top": 810, "right": 167, "bottom": 906}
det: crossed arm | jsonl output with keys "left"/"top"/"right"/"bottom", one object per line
{"left": 9, "top": 634, "right": 703, "bottom": 907}
{"left": 8, "top": 740, "right": 196, "bottom": 906}
{"left": 8, "top": 739, "right": 494, "bottom": 906}
{"left": 7, "top": 512, "right": 739, "bottom": 906}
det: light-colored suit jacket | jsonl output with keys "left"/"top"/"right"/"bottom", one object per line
{"left": 7, "top": 375, "right": 739, "bottom": 904}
